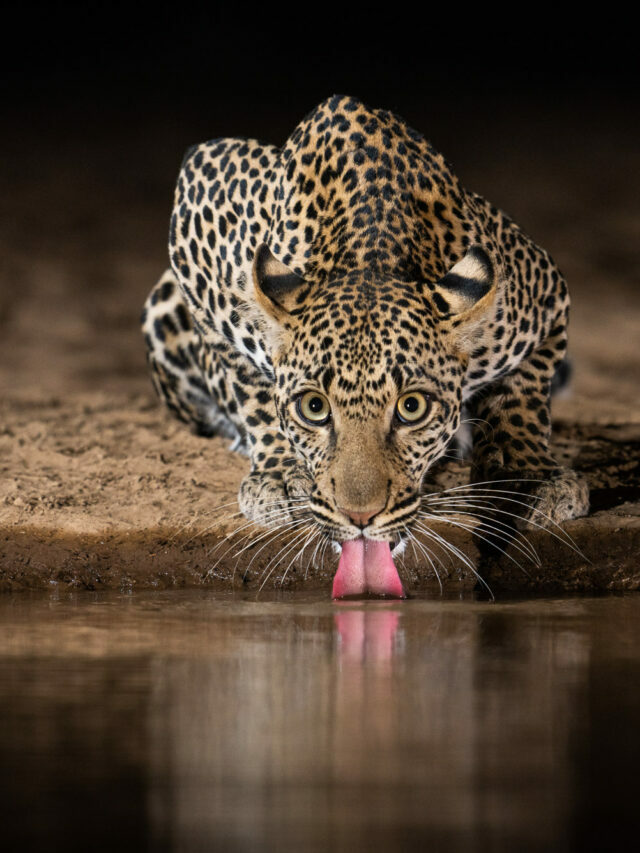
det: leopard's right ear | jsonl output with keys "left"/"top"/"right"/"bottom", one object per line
{"left": 252, "top": 243, "right": 307, "bottom": 323}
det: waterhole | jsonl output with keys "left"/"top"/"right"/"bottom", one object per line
{"left": 1, "top": 590, "right": 639, "bottom": 851}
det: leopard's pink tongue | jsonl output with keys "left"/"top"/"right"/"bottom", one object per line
{"left": 332, "top": 538, "right": 406, "bottom": 599}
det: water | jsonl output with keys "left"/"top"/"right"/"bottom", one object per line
{"left": 1, "top": 590, "right": 639, "bottom": 852}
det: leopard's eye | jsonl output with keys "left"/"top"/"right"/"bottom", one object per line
{"left": 395, "top": 391, "right": 432, "bottom": 425}
{"left": 296, "top": 391, "right": 331, "bottom": 425}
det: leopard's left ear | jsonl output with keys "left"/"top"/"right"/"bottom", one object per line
{"left": 252, "top": 243, "right": 307, "bottom": 323}
{"left": 430, "top": 246, "right": 497, "bottom": 349}
{"left": 432, "top": 246, "right": 495, "bottom": 316}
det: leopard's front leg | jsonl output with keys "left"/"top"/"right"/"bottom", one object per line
{"left": 228, "top": 368, "right": 313, "bottom": 527}
{"left": 468, "top": 327, "right": 589, "bottom": 531}
{"left": 238, "top": 447, "right": 313, "bottom": 526}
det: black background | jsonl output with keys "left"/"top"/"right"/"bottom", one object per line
{"left": 0, "top": 5, "right": 637, "bottom": 397}
{"left": 4, "top": 5, "right": 637, "bottom": 147}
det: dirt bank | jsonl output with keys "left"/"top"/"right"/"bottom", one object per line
{"left": 1, "top": 391, "right": 638, "bottom": 593}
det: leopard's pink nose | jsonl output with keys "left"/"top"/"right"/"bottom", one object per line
{"left": 338, "top": 506, "right": 383, "bottom": 527}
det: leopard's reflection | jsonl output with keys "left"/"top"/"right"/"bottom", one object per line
{"left": 334, "top": 607, "right": 400, "bottom": 664}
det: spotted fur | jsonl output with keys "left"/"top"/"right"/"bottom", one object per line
{"left": 141, "top": 95, "right": 588, "bottom": 555}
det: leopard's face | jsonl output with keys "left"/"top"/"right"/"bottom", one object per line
{"left": 271, "top": 274, "right": 465, "bottom": 542}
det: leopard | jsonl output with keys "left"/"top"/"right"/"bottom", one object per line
{"left": 141, "top": 95, "right": 589, "bottom": 597}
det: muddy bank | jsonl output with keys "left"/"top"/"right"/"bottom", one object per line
{"left": 2, "top": 392, "right": 638, "bottom": 593}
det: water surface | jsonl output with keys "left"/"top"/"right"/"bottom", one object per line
{"left": 1, "top": 590, "right": 639, "bottom": 851}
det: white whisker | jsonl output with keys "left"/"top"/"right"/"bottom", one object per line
{"left": 204, "top": 511, "right": 309, "bottom": 583}
{"left": 419, "top": 507, "right": 541, "bottom": 566}
{"left": 413, "top": 520, "right": 495, "bottom": 600}
{"left": 425, "top": 491, "right": 584, "bottom": 556}
{"left": 257, "top": 524, "right": 315, "bottom": 594}
{"left": 226, "top": 505, "right": 310, "bottom": 557}
{"left": 280, "top": 525, "right": 321, "bottom": 588}
{"left": 243, "top": 518, "right": 311, "bottom": 582}
{"left": 404, "top": 525, "right": 443, "bottom": 592}
{"left": 418, "top": 513, "right": 531, "bottom": 577}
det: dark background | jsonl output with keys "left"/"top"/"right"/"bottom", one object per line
{"left": 1, "top": 6, "right": 638, "bottom": 406}
{"left": 5, "top": 6, "right": 638, "bottom": 148}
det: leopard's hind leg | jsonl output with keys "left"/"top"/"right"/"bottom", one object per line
{"left": 141, "top": 270, "right": 243, "bottom": 448}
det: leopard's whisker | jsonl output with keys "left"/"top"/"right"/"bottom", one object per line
{"left": 185, "top": 511, "right": 252, "bottom": 547}
{"left": 206, "top": 513, "right": 308, "bottom": 582}
{"left": 204, "top": 509, "right": 295, "bottom": 565}
{"left": 218, "top": 500, "right": 308, "bottom": 542}
{"left": 280, "top": 524, "right": 321, "bottom": 588}
{"left": 204, "top": 519, "right": 266, "bottom": 572}
{"left": 227, "top": 515, "right": 310, "bottom": 579}
{"left": 426, "top": 501, "right": 548, "bottom": 551}
{"left": 403, "top": 525, "right": 443, "bottom": 593}
{"left": 460, "top": 417, "right": 494, "bottom": 442}
{"left": 178, "top": 496, "right": 307, "bottom": 546}
{"left": 256, "top": 524, "right": 315, "bottom": 594}
{"left": 424, "top": 491, "right": 584, "bottom": 557}
{"left": 307, "top": 528, "right": 329, "bottom": 580}
{"left": 407, "top": 526, "right": 457, "bottom": 573}
{"left": 274, "top": 522, "right": 317, "bottom": 576}
{"left": 427, "top": 491, "right": 531, "bottom": 504}
{"left": 413, "top": 520, "right": 477, "bottom": 576}
{"left": 226, "top": 504, "right": 311, "bottom": 558}
{"left": 409, "top": 524, "right": 451, "bottom": 577}
{"left": 242, "top": 518, "right": 311, "bottom": 582}
{"left": 318, "top": 536, "right": 333, "bottom": 576}
{"left": 166, "top": 513, "right": 204, "bottom": 545}
{"left": 418, "top": 513, "right": 533, "bottom": 576}
{"left": 413, "top": 521, "right": 495, "bottom": 601}
{"left": 424, "top": 478, "right": 548, "bottom": 498}
{"left": 419, "top": 507, "right": 541, "bottom": 566}
{"left": 167, "top": 507, "right": 243, "bottom": 546}
{"left": 237, "top": 514, "right": 310, "bottom": 561}
{"left": 419, "top": 513, "right": 532, "bottom": 575}
{"left": 186, "top": 497, "right": 307, "bottom": 548}
{"left": 231, "top": 520, "right": 306, "bottom": 586}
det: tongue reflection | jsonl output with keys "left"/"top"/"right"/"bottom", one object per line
{"left": 332, "top": 538, "right": 406, "bottom": 599}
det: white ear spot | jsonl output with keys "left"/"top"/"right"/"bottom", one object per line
{"left": 451, "top": 251, "right": 490, "bottom": 282}
{"left": 435, "top": 246, "right": 494, "bottom": 315}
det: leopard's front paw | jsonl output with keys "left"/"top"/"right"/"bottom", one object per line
{"left": 238, "top": 471, "right": 290, "bottom": 525}
{"left": 524, "top": 467, "right": 589, "bottom": 527}
{"left": 468, "top": 466, "right": 589, "bottom": 567}
{"left": 460, "top": 465, "right": 591, "bottom": 584}
{"left": 283, "top": 461, "right": 314, "bottom": 500}
{"left": 238, "top": 463, "right": 312, "bottom": 526}
{"left": 471, "top": 465, "right": 589, "bottom": 528}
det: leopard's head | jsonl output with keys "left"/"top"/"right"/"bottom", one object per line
{"left": 252, "top": 244, "right": 496, "bottom": 594}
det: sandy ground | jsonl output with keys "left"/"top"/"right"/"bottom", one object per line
{"left": 1, "top": 102, "right": 639, "bottom": 592}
